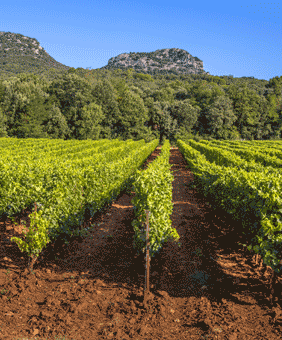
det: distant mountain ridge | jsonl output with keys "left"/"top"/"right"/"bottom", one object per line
{"left": 0, "top": 31, "right": 210, "bottom": 77}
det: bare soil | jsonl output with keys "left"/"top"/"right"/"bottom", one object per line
{"left": 0, "top": 146, "right": 282, "bottom": 340}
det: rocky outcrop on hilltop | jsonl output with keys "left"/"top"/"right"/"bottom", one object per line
{"left": 100, "top": 48, "right": 210, "bottom": 76}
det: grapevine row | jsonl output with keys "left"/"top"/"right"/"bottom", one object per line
{"left": 0, "top": 138, "right": 159, "bottom": 270}
{"left": 176, "top": 139, "right": 282, "bottom": 276}
{"left": 130, "top": 139, "right": 180, "bottom": 258}
{"left": 190, "top": 139, "right": 282, "bottom": 169}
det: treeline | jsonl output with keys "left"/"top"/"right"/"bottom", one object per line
{"left": 0, "top": 66, "right": 281, "bottom": 144}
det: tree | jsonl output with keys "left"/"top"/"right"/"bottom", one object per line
{"left": 225, "top": 84, "right": 266, "bottom": 140}
{"left": 74, "top": 102, "right": 105, "bottom": 140}
{"left": 174, "top": 88, "right": 188, "bottom": 101}
{"left": 42, "top": 103, "right": 69, "bottom": 139}
{"left": 0, "top": 73, "right": 50, "bottom": 138}
{"left": 91, "top": 79, "right": 121, "bottom": 139}
{"left": 111, "top": 78, "right": 129, "bottom": 98}
{"left": 160, "top": 108, "right": 179, "bottom": 144}
{"left": 152, "top": 87, "right": 175, "bottom": 105}
{"left": 128, "top": 85, "right": 144, "bottom": 99}
{"left": 150, "top": 101, "right": 179, "bottom": 144}
{"left": 126, "top": 68, "right": 135, "bottom": 79}
{"left": 143, "top": 96, "right": 157, "bottom": 131}
{"left": 257, "top": 93, "right": 282, "bottom": 140}
{"left": 0, "top": 105, "right": 8, "bottom": 137}
{"left": 46, "top": 73, "right": 94, "bottom": 139}
{"left": 17, "top": 92, "right": 49, "bottom": 138}
{"left": 266, "top": 76, "right": 282, "bottom": 97}
{"left": 189, "top": 81, "right": 225, "bottom": 114}
{"left": 204, "top": 95, "right": 237, "bottom": 139}
{"left": 167, "top": 79, "right": 184, "bottom": 91}
{"left": 115, "top": 89, "right": 149, "bottom": 140}
{"left": 170, "top": 99, "right": 201, "bottom": 134}
{"left": 265, "top": 94, "right": 279, "bottom": 122}
{"left": 0, "top": 80, "right": 6, "bottom": 104}
{"left": 134, "top": 73, "right": 153, "bottom": 82}
{"left": 186, "top": 81, "right": 226, "bottom": 137}
{"left": 67, "top": 67, "right": 77, "bottom": 75}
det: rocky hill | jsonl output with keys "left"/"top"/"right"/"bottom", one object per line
{"left": 0, "top": 31, "right": 71, "bottom": 77}
{"left": 100, "top": 48, "right": 210, "bottom": 76}
{"left": 0, "top": 32, "right": 209, "bottom": 78}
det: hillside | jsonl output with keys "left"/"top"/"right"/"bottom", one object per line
{"left": 0, "top": 31, "right": 71, "bottom": 78}
{"left": 0, "top": 31, "right": 209, "bottom": 78}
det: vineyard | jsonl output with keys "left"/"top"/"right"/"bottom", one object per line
{"left": 0, "top": 137, "right": 282, "bottom": 340}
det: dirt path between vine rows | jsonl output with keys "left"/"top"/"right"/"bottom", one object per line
{"left": 0, "top": 146, "right": 282, "bottom": 340}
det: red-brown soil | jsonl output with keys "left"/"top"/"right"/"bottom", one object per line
{"left": 0, "top": 145, "right": 282, "bottom": 340}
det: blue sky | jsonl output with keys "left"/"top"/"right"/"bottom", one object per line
{"left": 0, "top": 0, "right": 281, "bottom": 81}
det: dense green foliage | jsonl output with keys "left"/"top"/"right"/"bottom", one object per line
{"left": 186, "top": 139, "right": 282, "bottom": 173}
{"left": 0, "top": 137, "right": 158, "bottom": 268}
{"left": 131, "top": 139, "right": 180, "bottom": 258}
{"left": 0, "top": 60, "right": 281, "bottom": 142}
{"left": 177, "top": 139, "right": 282, "bottom": 274}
